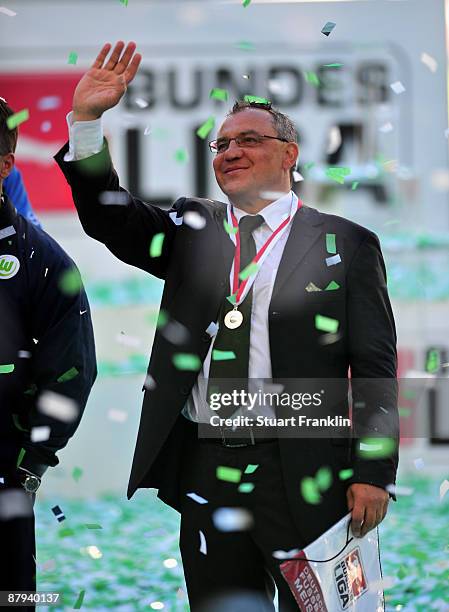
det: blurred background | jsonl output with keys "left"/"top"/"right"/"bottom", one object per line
{"left": 1, "top": 0, "right": 448, "bottom": 610}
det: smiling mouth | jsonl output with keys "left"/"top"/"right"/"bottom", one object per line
{"left": 225, "top": 168, "right": 247, "bottom": 175}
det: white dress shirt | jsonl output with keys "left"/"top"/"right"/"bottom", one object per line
{"left": 65, "top": 113, "right": 296, "bottom": 422}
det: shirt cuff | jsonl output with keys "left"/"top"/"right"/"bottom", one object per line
{"left": 64, "top": 111, "right": 104, "bottom": 162}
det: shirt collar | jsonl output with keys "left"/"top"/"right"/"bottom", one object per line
{"left": 231, "top": 190, "right": 293, "bottom": 232}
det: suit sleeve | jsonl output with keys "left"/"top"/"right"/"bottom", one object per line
{"left": 54, "top": 140, "right": 183, "bottom": 280}
{"left": 18, "top": 245, "right": 97, "bottom": 478}
{"left": 346, "top": 231, "right": 399, "bottom": 493}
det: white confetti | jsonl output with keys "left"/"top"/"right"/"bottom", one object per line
{"left": 143, "top": 374, "right": 156, "bottom": 391}
{"left": 99, "top": 191, "right": 130, "bottom": 206}
{"left": 183, "top": 211, "right": 206, "bottom": 230}
{"left": 326, "top": 126, "right": 342, "bottom": 155}
{"left": 292, "top": 170, "right": 304, "bottom": 182}
{"left": 379, "top": 122, "right": 393, "bottom": 133}
{"left": 144, "top": 126, "right": 152, "bottom": 136}
{"left": 161, "top": 320, "right": 189, "bottom": 345}
{"left": 163, "top": 558, "right": 178, "bottom": 568}
{"left": 0, "top": 6, "right": 17, "bottom": 16}
{"left": 386, "top": 484, "right": 414, "bottom": 497}
{"left": 212, "top": 507, "right": 254, "bottom": 532}
{"left": 0, "top": 489, "right": 33, "bottom": 520}
{"left": 150, "top": 603, "right": 164, "bottom": 611}
{"left": 31, "top": 425, "right": 51, "bottom": 442}
{"left": 18, "top": 350, "right": 31, "bottom": 359}
{"left": 390, "top": 81, "right": 406, "bottom": 95}
{"left": 169, "top": 211, "right": 183, "bottom": 226}
{"left": 86, "top": 545, "right": 102, "bottom": 559}
{"left": 199, "top": 530, "right": 207, "bottom": 555}
{"left": 186, "top": 492, "right": 208, "bottom": 504}
{"left": 37, "top": 96, "right": 61, "bottom": 110}
{"left": 360, "top": 441, "right": 383, "bottom": 452}
{"left": 108, "top": 409, "right": 128, "bottom": 423}
{"left": 272, "top": 548, "right": 301, "bottom": 560}
{"left": 37, "top": 391, "right": 78, "bottom": 422}
{"left": 325, "top": 253, "right": 341, "bottom": 267}
{"left": 420, "top": 52, "right": 437, "bottom": 73}
{"left": 135, "top": 97, "right": 149, "bottom": 109}
{"left": 40, "top": 121, "right": 52, "bottom": 133}
{"left": 205, "top": 321, "right": 219, "bottom": 337}
{"left": 0, "top": 225, "right": 16, "bottom": 240}
{"left": 413, "top": 457, "right": 425, "bottom": 470}
{"left": 242, "top": 74, "right": 250, "bottom": 79}
{"left": 0, "top": 476, "right": 4, "bottom": 484}
{"left": 439, "top": 479, "right": 449, "bottom": 501}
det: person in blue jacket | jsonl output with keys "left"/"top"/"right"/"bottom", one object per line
{"left": 4, "top": 166, "right": 41, "bottom": 227}
{"left": 0, "top": 98, "right": 97, "bottom": 604}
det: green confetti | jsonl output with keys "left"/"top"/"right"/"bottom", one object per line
{"left": 398, "top": 407, "right": 411, "bottom": 418}
{"left": 244, "top": 463, "right": 259, "bottom": 474}
{"left": 239, "top": 261, "right": 259, "bottom": 280}
{"left": 397, "top": 564, "right": 408, "bottom": 580}
{"left": 223, "top": 219, "right": 238, "bottom": 235}
{"left": 358, "top": 437, "right": 397, "bottom": 459}
{"left": 59, "top": 527, "right": 75, "bottom": 538}
{"left": 315, "top": 314, "right": 339, "bottom": 333}
{"left": 426, "top": 349, "right": 440, "bottom": 373}
{"left": 326, "top": 166, "right": 351, "bottom": 184}
{"left": 73, "top": 589, "right": 85, "bottom": 609}
{"left": 196, "top": 117, "right": 215, "bottom": 140}
{"left": 238, "top": 483, "right": 255, "bottom": 493}
{"left": 323, "top": 63, "right": 343, "bottom": 68}
{"left": 351, "top": 181, "right": 359, "bottom": 191}
{"left": 57, "top": 367, "right": 79, "bottom": 383}
{"left": 235, "top": 41, "right": 255, "bottom": 51}
{"left": 212, "top": 350, "right": 236, "bottom": 361}
{"left": 315, "top": 466, "right": 332, "bottom": 491}
{"left": 6, "top": 109, "right": 29, "bottom": 130}
{"left": 0, "top": 364, "right": 14, "bottom": 374}
{"left": 85, "top": 524, "right": 103, "bottom": 529}
{"left": 68, "top": 51, "right": 78, "bottom": 65}
{"left": 59, "top": 268, "right": 83, "bottom": 295}
{"left": 244, "top": 95, "right": 270, "bottom": 104}
{"left": 172, "top": 353, "right": 201, "bottom": 371}
{"left": 174, "top": 149, "right": 188, "bottom": 163}
{"left": 72, "top": 467, "right": 83, "bottom": 482}
{"left": 304, "top": 71, "right": 320, "bottom": 87}
{"left": 119, "top": 0, "right": 128, "bottom": 5}
{"left": 325, "top": 281, "right": 340, "bottom": 291}
{"left": 16, "top": 447, "right": 26, "bottom": 468}
{"left": 210, "top": 88, "right": 228, "bottom": 102}
{"left": 216, "top": 466, "right": 242, "bottom": 483}
{"left": 338, "top": 468, "right": 354, "bottom": 481}
{"left": 326, "top": 233, "right": 337, "bottom": 254}
{"left": 242, "top": 0, "right": 251, "bottom": 6}
{"left": 301, "top": 477, "right": 321, "bottom": 504}
{"left": 149, "top": 233, "right": 165, "bottom": 258}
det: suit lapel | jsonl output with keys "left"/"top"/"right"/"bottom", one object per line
{"left": 213, "top": 202, "right": 235, "bottom": 285}
{"left": 271, "top": 205, "right": 324, "bottom": 300}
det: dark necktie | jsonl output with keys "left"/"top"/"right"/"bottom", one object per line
{"left": 208, "top": 214, "right": 265, "bottom": 417}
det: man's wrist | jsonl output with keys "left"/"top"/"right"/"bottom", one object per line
{"left": 73, "top": 111, "right": 101, "bottom": 123}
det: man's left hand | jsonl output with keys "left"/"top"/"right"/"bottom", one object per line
{"left": 346, "top": 483, "right": 389, "bottom": 538}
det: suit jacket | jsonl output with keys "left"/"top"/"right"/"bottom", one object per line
{"left": 54, "top": 141, "right": 398, "bottom": 546}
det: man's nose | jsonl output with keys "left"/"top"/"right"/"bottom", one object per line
{"left": 224, "top": 139, "right": 243, "bottom": 159}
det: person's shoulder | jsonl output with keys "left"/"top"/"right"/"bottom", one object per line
{"left": 18, "top": 215, "right": 76, "bottom": 270}
{"left": 304, "top": 205, "right": 378, "bottom": 242}
{"left": 179, "top": 196, "right": 226, "bottom": 215}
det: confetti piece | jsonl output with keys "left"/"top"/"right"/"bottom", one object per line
{"left": 315, "top": 314, "right": 339, "bottom": 334}
{"left": 0, "top": 489, "right": 33, "bottom": 520}
{"left": 386, "top": 484, "right": 414, "bottom": 497}
{"left": 210, "top": 88, "right": 228, "bottom": 102}
{"left": 18, "top": 350, "right": 31, "bottom": 359}
{"left": 292, "top": 171, "right": 304, "bottom": 182}
{"left": 6, "top": 109, "right": 29, "bottom": 130}
{"left": 59, "top": 268, "right": 83, "bottom": 295}
{"left": 238, "top": 483, "right": 255, "bottom": 493}
{"left": 85, "top": 523, "right": 103, "bottom": 529}
{"left": 338, "top": 468, "right": 354, "bottom": 481}
{"left": 351, "top": 181, "right": 359, "bottom": 191}
{"left": 304, "top": 72, "right": 320, "bottom": 87}
{"left": 72, "top": 467, "right": 83, "bottom": 482}
{"left": 205, "top": 321, "right": 219, "bottom": 337}
{"left": 68, "top": 52, "right": 78, "bottom": 65}
{"left": 421, "top": 52, "right": 437, "bottom": 73}
{"left": 315, "top": 466, "right": 332, "bottom": 491}
{"left": 216, "top": 466, "right": 242, "bottom": 483}
{"left": 199, "top": 530, "right": 207, "bottom": 555}
{"left": 150, "top": 603, "right": 164, "bottom": 610}
{"left": 163, "top": 558, "right": 178, "bottom": 568}
{"left": 119, "top": 0, "right": 128, "bottom": 5}
{"left": 149, "top": 233, "right": 165, "bottom": 258}
{"left": 174, "top": 148, "right": 189, "bottom": 164}
{"left": 323, "top": 63, "right": 343, "bottom": 68}
{"left": 31, "top": 426, "right": 51, "bottom": 442}
{"left": 358, "top": 437, "right": 396, "bottom": 459}
{"left": 305, "top": 282, "right": 322, "bottom": 292}
{"left": 37, "top": 95, "right": 61, "bottom": 111}
{"left": 379, "top": 122, "right": 393, "bottom": 134}
{"left": 86, "top": 545, "right": 102, "bottom": 559}
{"left": 440, "top": 479, "right": 449, "bottom": 501}
{"left": 99, "top": 191, "right": 130, "bottom": 205}
{"left": 321, "top": 21, "right": 336, "bottom": 36}
{"left": 223, "top": 219, "right": 239, "bottom": 235}
{"left": 242, "top": 0, "right": 251, "bottom": 6}
{"left": 186, "top": 492, "right": 208, "bottom": 504}
{"left": 144, "top": 126, "right": 152, "bottom": 136}
{"left": 196, "top": 117, "right": 215, "bottom": 140}
{"left": 108, "top": 409, "right": 128, "bottom": 422}
{"left": 38, "top": 391, "right": 78, "bottom": 422}
{"left": 212, "top": 507, "right": 254, "bottom": 532}
{"left": 172, "top": 353, "right": 201, "bottom": 371}
{"left": 244, "top": 464, "right": 259, "bottom": 474}
{"left": 0, "top": 364, "right": 14, "bottom": 374}
{"left": 184, "top": 211, "right": 206, "bottom": 230}
{"left": 235, "top": 41, "right": 255, "bottom": 51}
{"left": 413, "top": 458, "right": 424, "bottom": 470}
{"left": 244, "top": 95, "right": 270, "bottom": 104}
{"left": 40, "top": 121, "right": 52, "bottom": 133}
{"left": 0, "top": 6, "right": 16, "bottom": 16}
{"left": 325, "top": 166, "right": 351, "bottom": 184}
{"left": 325, "top": 280, "right": 340, "bottom": 291}
{"left": 326, "top": 126, "right": 341, "bottom": 155}
{"left": 52, "top": 505, "right": 66, "bottom": 522}
{"left": 212, "top": 350, "right": 236, "bottom": 361}
{"left": 58, "top": 527, "right": 74, "bottom": 538}
{"left": 16, "top": 447, "right": 26, "bottom": 468}
{"left": 57, "top": 366, "right": 79, "bottom": 383}
{"left": 326, "top": 233, "right": 336, "bottom": 254}
{"left": 325, "top": 253, "right": 341, "bottom": 267}
{"left": 134, "top": 97, "right": 149, "bottom": 109}
{"left": 390, "top": 80, "right": 405, "bottom": 95}
{"left": 272, "top": 548, "right": 301, "bottom": 560}
{"left": 0, "top": 225, "right": 16, "bottom": 239}
{"left": 301, "top": 477, "right": 321, "bottom": 504}
{"left": 239, "top": 261, "right": 259, "bottom": 280}
{"left": 169, "top": 211, "right": 183, "bottom": 226}
{"left": 425, "top": 349, "right": 440, "bottom": 373}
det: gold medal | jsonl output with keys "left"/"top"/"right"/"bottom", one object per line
{"left": 224, "top": 308, "right": 243, "bottom": 329}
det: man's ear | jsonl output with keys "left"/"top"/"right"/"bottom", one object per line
{"left": 0, "top": 153, "right": 15, "bottom": 180}
{"left": 283, "top": 142, "right": 299, "bottom": 174}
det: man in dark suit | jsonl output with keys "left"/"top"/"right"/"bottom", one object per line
{"left": 54, "top": 41, "right": 398, "bottom": 611}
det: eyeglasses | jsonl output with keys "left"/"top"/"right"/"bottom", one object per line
{"left": 209, "top": 132, "right": 289, "bottom": 154}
